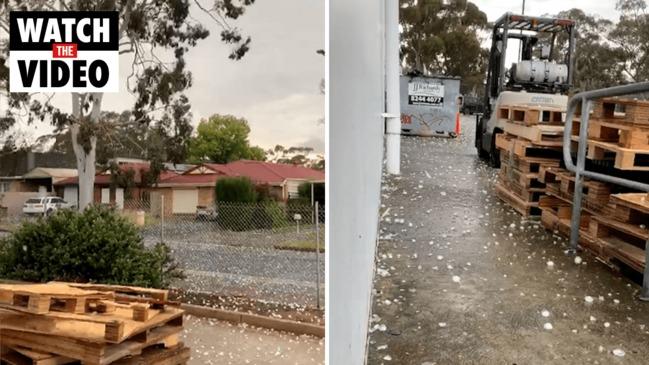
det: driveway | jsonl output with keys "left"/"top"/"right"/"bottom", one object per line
{"left": 368, "top": 116, "right": 649, "bottom": 364}
{"left": 182, "top": 316, "right": 324, "bottom": 365}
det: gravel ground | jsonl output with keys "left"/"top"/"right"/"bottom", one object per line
{"left": 367, "top": 115, "right": 649, "bottom": 364}
{"left": 182, "top": 315, "right": 324, "bottom": 365}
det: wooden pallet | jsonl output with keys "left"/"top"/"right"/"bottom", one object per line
{"left": 0, "top": 321, "right": 181, "bottom": 365}
{"left": 495, "top": 182, "right": 541, "bottom": 217}
{"left": 0, "top": 284, "right": 113, "bottom": 315}
{"left": 541, "top": 207, "right": 618, "bottom": 268}
{"left": 589, "top": 217, "right": 646, "bottom": 273}
{"left": 0, "top": 346, "right": 77, "bottom": 365}
{"left": 538, "top": 166, "right": 568, "bottom": 184}
{"left": 609, "top": 193, "right": 649, "bottom": 225}
{"left": 499, "top": 105, "right": 564, "bottom": 125}
{"left": 501, "top": 152, "right": 561, "bottom": 173}
{"left": 0, "top": 304, "right": 184, "bottom": 343}
{"left": 576, "top": 138, "right": 649, "bottom": 171}
{"left": 497, "top": 134, "right": 563, "bottom": 159}
{"left": 111, "top": 344, "right": 190, "bottom": 365}
{"left": 53, "top": 283, "right": 170, "bottom": 303}
{"left": 572, "top": 119, "right": 649, "bottom": 150}
{"left": 504, "top": 122, "right": 564, "bottom": 146}
{"left": 591, "top": 97, "right": 649, "bottom": 126}
{"left": 500, "top": 163, "right": 545, "bottom": 189}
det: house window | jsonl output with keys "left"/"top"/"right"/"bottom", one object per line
{"left": 0, "top": 182, "right": 10, "bottom": 193}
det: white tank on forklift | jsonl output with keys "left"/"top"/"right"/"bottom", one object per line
{"left": 512, "top": 61, "right": 568, "bottom": 84}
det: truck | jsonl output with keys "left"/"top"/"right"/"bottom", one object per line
{"left": 475, "top": 13, "right": 577, "bottom": 167}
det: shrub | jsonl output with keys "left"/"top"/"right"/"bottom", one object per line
{"left": 215, "top": 177, "right": 257, "bottom": 203}
{"left": 0, "top": 205, "right": 183, "bottom": 288}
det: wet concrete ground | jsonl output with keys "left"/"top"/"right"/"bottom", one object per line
{"left": 182, "top": 315, "right": 324, "bottom": 364}
{"left": 367, "top": 116, "right": 649, "bottom": 364}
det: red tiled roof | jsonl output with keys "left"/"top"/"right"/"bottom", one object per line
{"left": 54, "top": 160, "right": 324, "bottom": 187}
{"left": 54, "top": 163, "right": 179, "bottom": 185}
{"left": 156, "top": 160, "right": 323, "bottom": 186}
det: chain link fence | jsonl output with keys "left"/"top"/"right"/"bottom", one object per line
{"left": 0, "top": 196, "right": 325, "bottom": 308}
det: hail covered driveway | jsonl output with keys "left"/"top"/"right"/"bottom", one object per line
{"left": 367, "top": 116, "right": 649, "bottom": 364}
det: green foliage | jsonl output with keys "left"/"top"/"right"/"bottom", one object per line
{"left": 298, "top": 182, "right": 325, "bottom": 205}
{"left": 538, "top": 8, "right": 626, "bottom": 92}
{"left": 400, "top": 0, "right": 488, "bottom": 95}
{"left": 188, "top": 115, "right": 266, "bottom": 163}
{"left": 215, "top": 177, "right": 258, "bottom": 203}
{"left": 610, "top": 0, "right": 649, "bottom": 82}
{"left": 0, "top": 205, "right": 183, "bottom": 288}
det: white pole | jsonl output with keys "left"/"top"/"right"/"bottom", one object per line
{"left": 385, "top": 0, "right": 401, "bottom": 175}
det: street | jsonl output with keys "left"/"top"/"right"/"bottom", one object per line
{"left": 367, "top": 115, "right": 649, "bottom": 364}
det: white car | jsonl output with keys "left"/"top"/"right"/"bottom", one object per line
{"left": 23, "top": 197, "right": 74, "bottom": 216}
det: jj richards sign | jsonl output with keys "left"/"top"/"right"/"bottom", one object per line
{"left": 9, "top": 11, "right": 119, "bottom": 92}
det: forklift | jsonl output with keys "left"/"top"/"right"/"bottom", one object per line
{"left": 475, "top": 13, "right": 577, "bottom": 167}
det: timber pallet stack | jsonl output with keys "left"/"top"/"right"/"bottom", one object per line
{"left": 494, "top": 104, "right": 566, "bottom": 217}
{"left": 535, "top": 97, "right": 649, "bottom": 274}
{"left": 0, "top": 282, "right": 190, "bottom": 365}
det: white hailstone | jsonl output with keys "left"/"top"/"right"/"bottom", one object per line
{"left": 612, "top": 349, "right": 625, "bottom": 357}
{"left": 546, "top": 261, "right": 555, "bottom": 267}
{"left": 437, "top": 255, "right": 444, "bottom": 260}
{"left": 440, "top": 191, "right": 447, "bottom": 196}
{"left": 585, "top": 296, "right": 594, "bottom": 304}
{"left": 383, "top": 355, "right": 393, "bottom": 361}
{"left": 598, "top": 346, "right": 604, "bottom": 353}
{"left": 604, "top": 322, "right": 610, "bottom": 328}
{"left": 383, "top": 300, "right": 392, "bottom": 305}
{"left": 541, "top": 310, "right": 550, "bottom": 318}
{"left": 613, "top": 299, "right": 620, "bottom": 304}
{"left": 377, "top": 345, "right": 388, "bottom": 350}
{"left": 574, "top": 256, "right": 582, "bottom": 265}
{"left": 543, "top": 323, "right": 553, "bottom": 330}
{"left": 590, "top": 316, "right": 596, "bottom": 322}
{"left": 438, "top": 322, "right": 447, "bottom": 328}
{"left": 452, "top": 275, "right": 461, "bottom": 283}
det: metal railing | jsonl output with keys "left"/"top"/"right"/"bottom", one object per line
{"left": 563, "top": 82, "right": 649, "bottom": 299}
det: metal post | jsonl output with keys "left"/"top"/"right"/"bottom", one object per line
{"left": 385, "top": 0, "right": 401, "bottom": 175}
{"left": 568, "top": 98, "right": 591, "bottom": 252}
{"left": 160, "top": 195, "right": 164, "bottom": 243}
{"left": 315, "top": 201, "right": 321, "bottom": 309}
{"left": 642, "top": 237, "right": 649, "bottom": 301}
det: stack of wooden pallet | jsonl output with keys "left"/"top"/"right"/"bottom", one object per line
{"left": 530, "top": 97, "right": 649, "bottom": 273}
{"left": 0, "top": 282, "right": 190, "bottom": 365}
{"left": 494, "top": 104, "right": 566, "bottom": 217}
{"left": 571, "top": 98, "right": 649, "bottom": 171}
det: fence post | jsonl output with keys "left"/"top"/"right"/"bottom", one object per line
{"left": 315, "top": 201, "right": 321, "bottom": 309}
{"left": 160, "top": 195, "right": 165, "bottom": 243}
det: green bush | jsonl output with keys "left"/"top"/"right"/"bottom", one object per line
{"left": 215, "top": 177, "right": 257, "bottom": 203}
{"left": 0, "top": 205, "right": 183, "bottom": 288}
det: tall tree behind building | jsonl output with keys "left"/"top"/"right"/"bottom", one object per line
{"left": 399, "top": 0, "right": 488, "bottom": 96}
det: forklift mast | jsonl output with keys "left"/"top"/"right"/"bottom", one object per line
{"left": 483, "top": 13, "right": 577, "bottom": 119}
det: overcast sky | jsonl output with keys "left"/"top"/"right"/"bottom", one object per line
{"left": 471, "top": 0, "right": 619, "bottom": 22}
{"left": 7, "top": 0, "right": 325, "bottom": 153}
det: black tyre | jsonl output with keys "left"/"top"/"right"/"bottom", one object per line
{"left": 489, "top": 134, "right": 501, "bottom": 168}
{"left": 475, "top": 116, "right": 489, "bottom": 159}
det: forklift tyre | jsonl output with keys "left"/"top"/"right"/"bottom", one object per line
{"left": 489, "top": 134, "right": 501, "bottom": 168}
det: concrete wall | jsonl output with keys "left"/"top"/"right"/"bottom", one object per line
{"left": 329, "top": 0, "right": 385, "bottom": 363}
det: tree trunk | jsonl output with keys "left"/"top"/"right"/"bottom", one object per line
{"left": 71, "top": 93, "right": 103, "bottom": 211}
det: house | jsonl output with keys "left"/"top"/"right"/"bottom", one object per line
{"left": 151, "top": 160, "right": 325, "bottom": 215}
{"left": 54, "top": 162, "right": 178, "bottom": 208}
{"left": 0, "top": 150, "right": 79, "bottom": 215}
{"left": 52, "top": 159, "right": 324, "bottom": 215}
